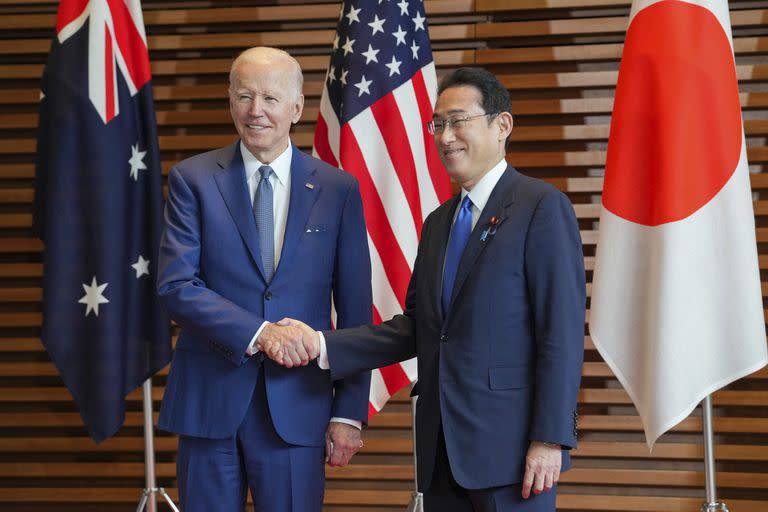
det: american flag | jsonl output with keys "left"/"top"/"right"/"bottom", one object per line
{"left": 313, "top": 0, "right": 452, "bottom": 417}
{"left": 33, "top": 0, "right": 171, "bottom": 442}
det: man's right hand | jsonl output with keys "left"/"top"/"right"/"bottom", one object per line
{"left": 256, "top": 318, "right": 319, "bottom": 367}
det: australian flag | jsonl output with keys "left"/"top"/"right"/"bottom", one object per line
{"left": 33, "top": 0, "right": 171, "bottom": 443}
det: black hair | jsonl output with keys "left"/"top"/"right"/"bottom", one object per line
{"left": 437, "top": 67, "right": 512, "bottom": 117}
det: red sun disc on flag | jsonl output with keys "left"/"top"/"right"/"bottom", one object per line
{"left": 603, "top": 0, "right": 742, "bottom": 226}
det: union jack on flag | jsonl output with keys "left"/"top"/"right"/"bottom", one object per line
{"left": 313, "top": 0, "right": 452, "bottom": 418}
{"left": 55, "top": 0, "right": 152, "bottom": 123}
{"left": 33, "top": 0, "right": 171, "bottom": 442}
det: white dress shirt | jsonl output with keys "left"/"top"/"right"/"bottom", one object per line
{"left": 457, "top": 158, "right": 508, "bottom": 230}
{"left": 241, "top": 142, "right": 360, "bottom": 429}
{"left": 317, "top": 158, "right": 509, "bottom": 369}
{"left": 244, "top": 141, "right": 292, "bottom": 354}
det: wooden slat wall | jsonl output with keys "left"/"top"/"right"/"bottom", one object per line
{"left": 1, "top": 0, "right": 767, "bottom": 510}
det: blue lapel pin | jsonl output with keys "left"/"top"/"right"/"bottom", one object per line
{"left": 480, "top": 216, "right": 500, "bottom": 242}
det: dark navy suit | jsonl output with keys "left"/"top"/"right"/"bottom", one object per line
{"left": 157, "top": 141, "right": 372, "bottom": 510}
{"left": 324, "top": 166, "right": 585, "bottom": 510}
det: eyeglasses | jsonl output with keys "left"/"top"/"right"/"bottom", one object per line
{"left": 426, "top": 112, "right": 498, "bottom": 135}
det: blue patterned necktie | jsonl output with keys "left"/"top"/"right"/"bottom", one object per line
{"left": 442, "top": 195, "right": 473, "bottom": 314}
{"left": 254, "top": 165, "right": 275, "bottom": 283}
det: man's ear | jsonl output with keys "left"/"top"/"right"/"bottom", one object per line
{"left": 292, "top": 94, "right": 305, "bottom": 124}
{"left": 497, "top": 112, "right": 513, "bottom": 142}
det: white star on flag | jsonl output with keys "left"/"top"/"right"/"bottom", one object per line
{"left": 340, "top": 69, "right": 349, "bottom": 85}
{"left": 342, "top": 37, "right": 356, "bottom": 56}
{"left": 368, "top": 14, "right": 386, "bottom": 35}
{"left": 392, "top": 25, "right": 407, "bottom": 46}
{"left": 79, "top": 276, "right": 109, "bottom": 317}
{"left": 314, "top": 0, "right": 451, "bottom": 421}
{"left": 410, "top": 40, "right": 420, "bottom": 59}
{"left": 131, "top": 255, "right": 150, "bottom": 278}
{"left": 412, "top": 11, "right": 426, "bottom": 31}
{"left": 385, "top": 55, "right": 402, "bottom": 76}
{"left": 333, "top": 33, "right": 340, "bottom": 50}
{"left": 362, "top": 44, "right": 380, "bottom": 64}
{"left": 328, "top": 65, "right": 337, "bottom": 83}
{"left": 354, "top": 75, "right": 373, "bottom": 96}
{"left": 346, "top": 6, "right": 361, "bottom": 24}
{"left": 128, "top": 142, "right": 147, "bottom": 181}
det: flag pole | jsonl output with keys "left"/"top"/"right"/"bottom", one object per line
{"left": 700, "top": 395, "right": 729, "bottom": 512}
{"left": 406, "top": 394, "right": 423, "bottom": 512}
{"left": 136, "top": 377, "right": 179, "bottom": 512}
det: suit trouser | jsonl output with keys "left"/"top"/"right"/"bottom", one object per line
{"left": 176, "top": 366, "right": 326, "bottom": 512}
{"left": 424, "top": 428, "right": 556, "bottom": 512}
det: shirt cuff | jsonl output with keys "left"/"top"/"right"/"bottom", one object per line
{"left": 330, "top": 417, "right": 362, "bottom": 430}
{"left": 317, "top": 331, "right": 330, "bottom": 369}
{"left": 246, "top": 321, "right": 270, "bottom": 356}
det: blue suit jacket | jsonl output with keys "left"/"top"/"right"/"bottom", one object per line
{"left": 157, "top": 141, "right": 372, "bottom": 445}
{"left": 325, "top": 167, "right": 585, "bottom": 489}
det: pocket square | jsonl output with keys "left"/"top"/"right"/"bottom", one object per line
{"left": 305, "top": 224, "right": 329, "bottom": 233}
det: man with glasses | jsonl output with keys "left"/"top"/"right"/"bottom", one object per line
{"left": 264, "top": 67, "right": 585, "bottom": 511}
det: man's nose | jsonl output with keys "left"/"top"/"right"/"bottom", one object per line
{"left": 438, "top": 125, "right": 456, "bottom": 145}
{"left": 248, "top": 96, "right": 264, "bottom": 115}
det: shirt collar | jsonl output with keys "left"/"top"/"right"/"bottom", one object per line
{"left": 240, "top": 141, "right": 292, "bottom": 187}
{"left": 461, "top": 158, "right": 507, "bottom": 212}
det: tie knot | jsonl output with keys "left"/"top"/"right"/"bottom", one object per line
{"left": 258, "top": 165, "right": 273, "bottom": 181}
{"left": 461, "top": 195, "right": 473, "bottom": 211}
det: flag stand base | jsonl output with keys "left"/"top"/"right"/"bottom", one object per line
{"left": 136, "top": 487, "right": 179, "bottom": 512}
{"left": 134, "top": 377, "right": 180, "bottom": 512}
{"left": 406, "top": 491, "right": 424, "bottom": 512}
{"left": 700, "top": 503, "right": 729, "bottom": 512}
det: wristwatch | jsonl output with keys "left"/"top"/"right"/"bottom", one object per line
{"left": 543, "top": 442, "right": 561, "bottom": 448}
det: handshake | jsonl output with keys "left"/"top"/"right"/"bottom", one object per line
{"left": 256, "top": 318, "right": 321, "bottom": 368}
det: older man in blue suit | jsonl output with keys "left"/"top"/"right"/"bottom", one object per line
{"left": 266, "top": 68, "right": 585, "bottom": 511}
{"left": 156, "top": 47, "right": 372, "bottom": 512}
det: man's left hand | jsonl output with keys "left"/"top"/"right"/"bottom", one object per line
{"left": 325, "top": 422, "right": 363, "bottom": 467}
{"left": 521, "top": 441, "right": 561, "bottom": 499}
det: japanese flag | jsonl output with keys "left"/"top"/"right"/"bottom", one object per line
{"left": 590, "top": 0, "right": 768, "bottom": 448}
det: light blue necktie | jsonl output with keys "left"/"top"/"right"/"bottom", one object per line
{"left": 442, "top": 195, "right": 473, "bottom": 314}
{"left": 254, "top": 165, "right": 275, "bottom": 282}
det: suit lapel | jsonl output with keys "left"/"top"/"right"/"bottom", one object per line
{"left": 274, "top": 147, "right": 319, "bottom": 278}
{"left": 213, "top": 141, "right": 268, "bottom": 281}
{"left": 447, "top": 167, "right": 518, "bottom": 315}
{"left": 429, "top": 195, "right": 460, "bottom": 319}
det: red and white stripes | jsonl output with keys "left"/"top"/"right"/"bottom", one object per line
{"left": 315, "top": 62, "right": 451, "bottom": 416}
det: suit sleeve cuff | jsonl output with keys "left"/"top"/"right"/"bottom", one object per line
{"left": 330, "top": 417, "right": 362, "bottom": 430}
{"left": 246, "top": 321, "right": 270, "bottom": 356}
{"left": 317, "top": 331, "right": 330, "bottom": 369}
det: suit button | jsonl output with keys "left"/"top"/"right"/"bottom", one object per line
{"left": 265, "top": 291, "right": 272, "bottom": 300}
{"left": 440, "top": 334, "right": 448, "bottom": 342}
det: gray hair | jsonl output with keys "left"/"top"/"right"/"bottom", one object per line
{"left": 228, "top": 47, "right": 303, "bottom": 101}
